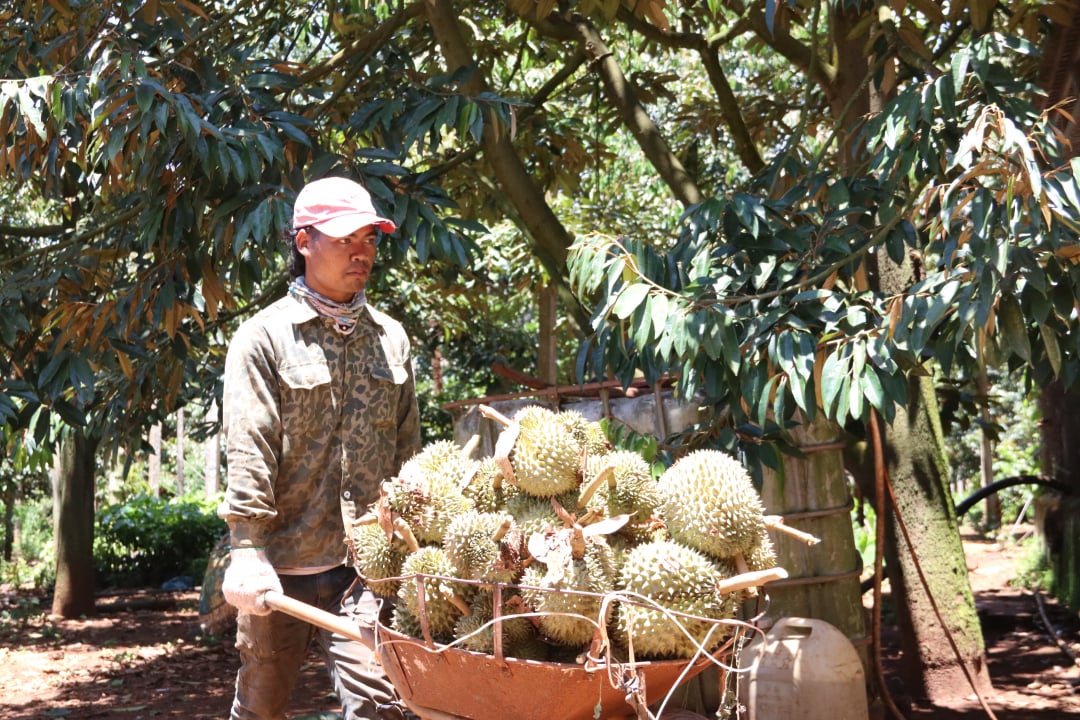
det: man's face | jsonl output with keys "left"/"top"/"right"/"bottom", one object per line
{"left": 296, "top": 225, "right": 378, "bottom": 302}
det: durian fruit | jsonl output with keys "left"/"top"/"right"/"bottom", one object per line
{"left": 656, "top": 449, "right": 766, "bottom": 565}
{"left": 383, "top": 442, "right": 475, "bottom": 544}
{"left": 558, "top": 409, "right": 611, "bottom": 458}
{"left": 614, "top": 539, "right": 737, "bottom": 658}
{"left": 410, "top": 438, "right": 482, "bottom": 489}
{"left": 717, "top": 530, "right": 780, "bottom": 602}
{"left": 395, "top": 546, "right": 470, "bottom": 642}
{"left": 505, "top": 490, "right": 579, "bottom": 538}
{"left": 462, "top": 457, "right": 519, "bottom": 513}
{"left": 519, "top": 533, "right": 617, "bottom": 649}
{"left": 579, "top": 451, "right": 660, "bottom": 539}
{"left": 453, "top": 592, "right": 537, "bottom": 656}
{"left": 442, "top": 510, "right": 524, "bottom": 584}
{"left": 502, "top": 405, "right": 583, "bottom": 498}
{"left": 349, "top": 518, "right": 416, "bottom": 598}
{"left": 390, "top": 603, "right": 425, "bottom": 639}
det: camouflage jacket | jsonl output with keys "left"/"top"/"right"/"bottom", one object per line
{"left": 218, "top": 291, "right": 421, "bottom": 569}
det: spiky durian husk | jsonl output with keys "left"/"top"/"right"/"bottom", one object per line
{"left": 350, "top": 522, "right": 406, "bottom": 597}
{"left": 453, "top": 592, "right": 537, "bottom": 655}
{"left": 412, "top": 439, "right": 481, "bottom": 489}
{"left": 509, "top": 406, "right": 582, "bottom": 498}
{"left": 558, "top": 409, "right": 610, "bottom": 458}
{"left": 581, "top": 451, "right": 659, "bottom": 532}
{"left": 656, "top": 449, "right": 766, "bottom": 561}
{"left": 442, "top": 511, "right": 524, "bottom": 584}
{"left": 744, "top": 531, "right": 778, "bottom": 571}
{"left": 614, "top": 539, "right": 736, "bottom": 658}
{"left": 462, "top": 457, "right": 518, "bottom": 513}
{"left": 396, "top": 547, "right": 467, "bottom": 640}
{"left": 391, "top": 604, "right": 425, "bottom": 638}
{"left": 616, "top": 594, "right": 735, "bottom": 659}
{"left": 504, "top": 490, "right": 578, "bottom": 538}
{"left": 518, "top": 541, "right": 616, "bottom": 648}
{"left": 384, "top": 450, "right": 475, "bottom": 544}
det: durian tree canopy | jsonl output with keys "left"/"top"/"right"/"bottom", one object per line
{"left": 568, "top": 32, "right": 1080, "bottom": 472}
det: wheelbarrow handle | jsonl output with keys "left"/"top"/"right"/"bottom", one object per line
{"left": 263, "top": 590, "right": 377, "bottom": 650}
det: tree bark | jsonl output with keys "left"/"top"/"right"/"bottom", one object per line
{"left": 872, "top": 242, "right": 991, "bottom": 700}
{"left": 2, "top": 481, "right": 14, "bottom": 562}
{"left": 423, "top": 0, "right": 591, "bottom": 333}
{"left": 148, "top": 421, "right": 162, "bottom": 497}
{"left": 52, "top": 429, "right": 99, "bottom": 618}
{"left": 569, "top": 16, "right": 702, "bottom": 207}
{"left": 1038, "top": 382, "right": 1080, "bottom": 610}
{"left": 175, "top": 409, "right": 185, "bottom": 496}
{"left": 823, "top": 2, "right": 990, "bottom": 701}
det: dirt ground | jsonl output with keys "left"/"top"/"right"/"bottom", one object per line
{"left": 1, "top": 531, "right": 1077, "bottom": 720}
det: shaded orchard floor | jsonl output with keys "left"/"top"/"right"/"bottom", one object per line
{"left": 0, "top": 532, "right": 1076, "bottom": 719}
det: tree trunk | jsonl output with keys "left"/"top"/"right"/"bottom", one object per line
{"left": 1038, "top": 382, "right": 1080, "bottom": 610}
{"left": 52, "top": 429, "right": 99, "bottom": 618}
{"left": 148, "top": 421, "right": 162, "bottom": 497}
{"left": 175, "top": 409, "right": 185, "bottom": 495}
{"left": 537, "top": 283, "right": 558, "bottom": 386}
{"left": 821, "top": 3, "right": 990, "bottom": 702}
{"left": 204, "top": 429, "right": 220, "bottom": 499}
{"left": 880, "top": 375, "right": 992, "bottom": 703}
{"left": 2, "top": 481, "right": 14, "bottom": 562}
{"left": 977, "top": 364, "right": 1000, "bottom": 528}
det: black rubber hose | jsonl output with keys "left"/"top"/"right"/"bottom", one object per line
{"left": 860, "top": 475, "right": 1072, "bottom": 594}
{"left": 953, "top": 474, "right": 1071, "bottom": 518}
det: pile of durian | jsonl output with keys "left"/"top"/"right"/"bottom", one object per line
{"left": 348, "top": 404, "right": 796, "bottom": 662}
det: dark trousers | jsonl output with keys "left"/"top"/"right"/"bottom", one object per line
{"left": 229, "top": 566, "right": 407, "bottom": 720}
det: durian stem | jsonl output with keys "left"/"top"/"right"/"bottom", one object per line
{"left": 462, "top": 433, "right": 481, "bottom": 457}
{"left": 446, "top": 591, "right": 472, "bottom": 617}
{"left": 491, "top": 516, "right": 513, "bottom": 543}
{"left": 478, "top": 404, "right": 513, "bottom": 427}
{"left": 577, "top": 463, "right": 615, "bottom": 509}
{"left": 495, "top": 456, "right": 518, "bottom": 486}
{"left": 353, "top": 512, "right": 379, "bottom": 526}
{"left": 393, "top": 518, "right": 421, "bottom": 553}
{"left": 733, "top": 552, "right": 750, "bottom": 576}
{"left": 716, "top": 567, "right": 789, "bottom": 595}
{"left": 570, "top": 525, "right": 586, "bottom": 560}
{"left": 764, "top": 515, "right": 821, "bottom": 545}
{"left": 493, "top": 421, "right": 521, "bottom": 486}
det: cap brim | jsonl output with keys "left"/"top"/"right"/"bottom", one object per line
{"left": 311, "top": 213, "right": 396, "bottom": 237}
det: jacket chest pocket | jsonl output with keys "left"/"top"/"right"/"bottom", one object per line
{"left": 366, "top": 364, "right": 408, "bottom": 428}
{"left": 279, "top": 362, "right": 334, "bottom": 425}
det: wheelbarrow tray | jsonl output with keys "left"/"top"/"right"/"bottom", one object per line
{"left": 375, "top": 623, "right": 719, "bottom": 720}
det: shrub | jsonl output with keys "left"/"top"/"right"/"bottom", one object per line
{"left": 94, "top": 493, "right": 226, "bottom": 588}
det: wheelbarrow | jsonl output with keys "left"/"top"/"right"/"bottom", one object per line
{"left": 264, "top": 567, "right": 785, "bottom": 720}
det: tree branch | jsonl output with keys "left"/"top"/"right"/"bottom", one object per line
{"left": 299, "top": 2, "right": 425, "bottom": 86}
{"left": 563, "top": 13, "right": 703, "bottom": 207}
{"left": 0, "top": 203, "right": 146, "bottom": 272}
{"left": 734, "top": 0, "right": 837, "bottom": 87}
{"left": 615, "top": 7, "right": 765, "bottom": 175}
{"left": 422, "top": 0, "right": 592, "bottom": 332}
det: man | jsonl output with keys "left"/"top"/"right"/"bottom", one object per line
{"left": 219, "top": 176, "right": 421, "bottom": 720}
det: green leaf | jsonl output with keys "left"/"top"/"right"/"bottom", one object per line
{"left": 820, "top": 351, "right": 848, "bottom": 418}
{"left": 862, "top": 366, "right": 885, "bottom": 411}
{"left": 1040, "top": 323, "right": 1061, "bottom": 378}
{"left": 998, "top": 295, "right": 1031, "bottom": 362}
{"left": 612, "top": 283, "right": 649, "bottom": 320}
{"left": 649, "top": 293, "right": 669, "bottom": 338}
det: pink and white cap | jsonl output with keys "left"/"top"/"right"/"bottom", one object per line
{"left": 292, "top": 176, "right": 397, "bottom": 236}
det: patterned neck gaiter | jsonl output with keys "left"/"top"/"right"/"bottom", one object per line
{"left": 289, "top": 276, "right": 367, "bottom": 335}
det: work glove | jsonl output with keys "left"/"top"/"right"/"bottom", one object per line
{"left": 222, "top": 547, "right": 283, "bottom": 615}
